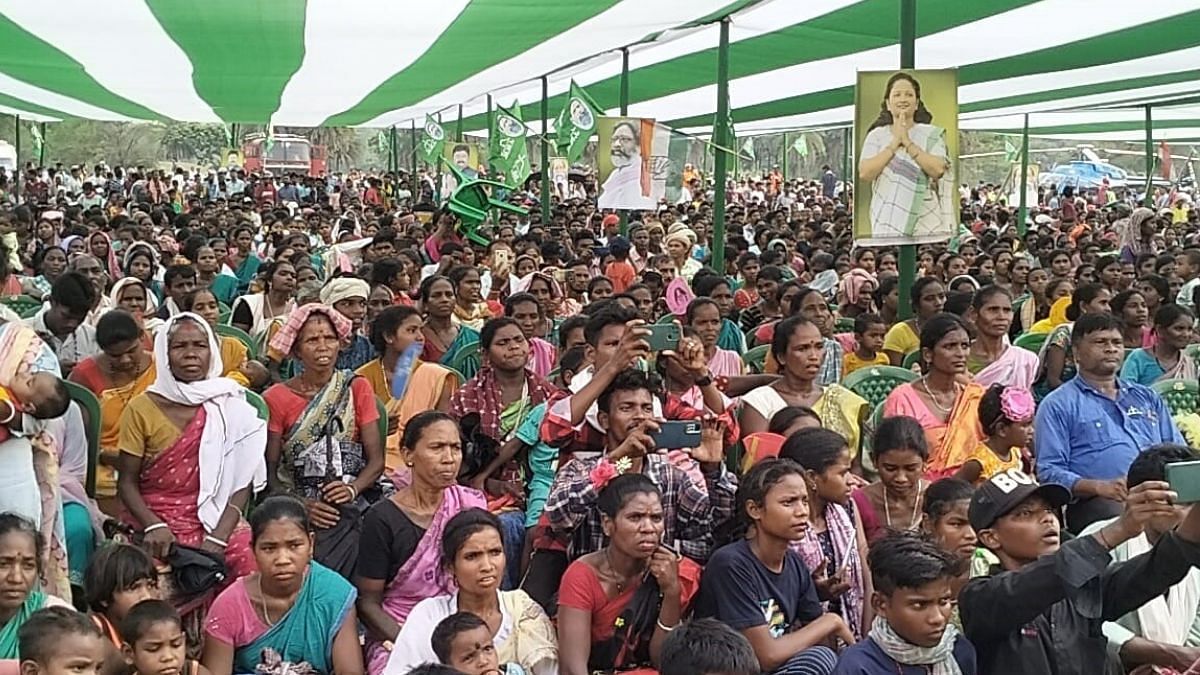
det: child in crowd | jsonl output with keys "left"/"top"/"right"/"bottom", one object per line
{"left": 953, "top": 385, "right": 1030, "bottom": 484}
{"left": 121, "top": 600, "right": 209, "bottom": 675}
{"left": 0, "top": 370, "right": 71, "bottom": 440}
{"left": 843, "top": 313, "right": 889, "bottom": 377}
{"left": 227, "top": 359, "right": 270, "bottom": 392}
{"left": 960, "top": 468, "right": 1200, "bottom": 675}
{"left": 430, "top": 612, "right": 523, "bottom": 675}
{"left": 17, "top": 606, "right": 107, "bottom": 675}
{"left": 555, "top": 345, "right": 588, "bottom": 391}
{"left": 83, "top": 543, "right": 162, "bottom": 669}
{"left": 660, "top": 618, "right": 760, "bottom": 675}
{"left": 833, "top": 533, "right": 975, "bottom": 674}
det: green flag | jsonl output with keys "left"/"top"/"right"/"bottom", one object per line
{"left": 792, "top": 134, "right": 808, "bottom": 158}
{"left": 554, "top": 81, "right": 602, "bottom": 164}
{"left": 1004, "top": 138, "right": 1019, "bottom": 163}
{"left": 264, "top": 126, "right": 275, "bottom": 154}
{"left": 419, "top": 114, "right": 446, "bottom": 165}
{"left": 741, "top": 137, "right": 756, "bottom": 161}
{"left": 29, "top": 123, "right": 42, "bottom": 156}
{"left": 490, "top": 102, "right": 530, "bottom": 188}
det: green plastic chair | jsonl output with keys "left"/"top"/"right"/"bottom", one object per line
{"left": 1152, "top": 379, "right": 1200, "bottom": 417}
{"left": 858, "top": 400, "right": 887, "bottom": 481}
{"left": 743, "top": 344, "right": 769, "bottom": 374}
{"left": 218, "top": 302, "right": 232, "bottom": 326}
{"left": 0, "top": 295, "right": 42, "bottom": 319}
{"left": 244, "top": 390, "right": 269, "bottom": 422}
{"left": 902, "top": 350, "right": 923, "bottom": 371}
{"left": 445, "top": 340, "right": 482, "bottom": 381}
{"left": 64, "top": 381, "right": 101, "bottom": 498}
{"left": 217, "top": 324, "right": 259, "bottom": 360}
{"left": 1186, "top": 344, "right": 1200, "bottom": 361}
{"left": 1013, "top": 332, "right": 1048, "bottom": 354}
{"left": 375, "top": 398, "right": 388, "bottom": 446}
{"left": 842, "top": 365, "right": 918, "bottom": 410}
{"left": 834, "top": 316, "right": 856, "bottom": 333}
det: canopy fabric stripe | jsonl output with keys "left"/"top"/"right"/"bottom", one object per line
{"left": 0, "top": 0, "right": 1195, "bottom": 131}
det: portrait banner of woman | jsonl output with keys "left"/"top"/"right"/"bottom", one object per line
{"left": 854, "top": 69, "right": 958, "bottom": 246}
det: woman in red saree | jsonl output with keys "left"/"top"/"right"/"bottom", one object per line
{"left": 117, "top": 313, "right": 268, "bottom": 586}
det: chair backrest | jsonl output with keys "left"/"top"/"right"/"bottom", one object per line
{"left": 446, "top": 340, "right": 482, "bottom": 381}
{"left": 63, "top": 381, "right": 101, "bottom": 497}
{"left": 375, "top": 398, "right": 388, "bottom": 446}
{"left": 834, "top": 316, "right": 856, "bottom": 333}
{"left": 1152, "top": 379, "right": 1200, "bottom": 417}
{"left": 743, "top": 344, "right": 770, "bottom": 374}
{"left": 857, "top": 400, "right": 888, "bottom": 482}
{"left": 901, "top": 350, "right": 923, "bottom": 371}
{"left": 0, "top": 295, "right": 43, "bottom": 319}
{"left": 216, "top": 323, "right": 259, "bottom": 360}
{"left": 243, "top": 390, "right": 269, "bottom": 422}
{"left": 1013, "top": 332, "right": 1048, "bottom": 354}
{"left": 842, "top": 365, "right": 919, "bottom": 409}
{"left": 218, "top": 302, "right": 232, "bottom": 326}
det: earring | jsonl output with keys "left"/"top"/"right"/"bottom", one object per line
{"left": 406, "top": 461, "right": 414, "bottom": 467}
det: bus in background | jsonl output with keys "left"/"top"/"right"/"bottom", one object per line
{"left": 241, "top": 133, "right": 326, "bottom": 177}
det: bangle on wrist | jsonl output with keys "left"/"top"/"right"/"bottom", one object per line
{"left": 142, "top": 522, "right": 169, "bottom": 535}
{"left": 1096, "top": 528, "right": 1114, "bottom": 550}
{"left": 204, "top": 534, "right": 228, "bottom": 548}
{"left": 346, "top": 483, "right": 358, "bottom": 501}
{"left": 656, "top": 618, "right": 678, "bottom": 632}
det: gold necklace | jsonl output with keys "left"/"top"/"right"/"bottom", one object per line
{"left": 883, "top": 480, "right": 925, "bottom": 531}
{"left": 919, "top": 377, "right": 959, "bottom": 413}
{"left": 256, "top": 577, "right": 276, "bottom": 626}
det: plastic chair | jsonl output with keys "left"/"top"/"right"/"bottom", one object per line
{"left": 834, "top": 316, "right": 856, "bottom": 333}
{"left": 842, "top": 365, "right": 918, "bottom": 410}
{"left": 64, "top": 381, "right": 101, "bottom": 498}
{"left": 858, "top": 400, "right": 887, "bottom": 481}
{"left": 0, "top": 295, "right": 42, "bottom": 319}
{"left": 218, "top": 302, "right": 232, "bottom": 326}
{"left": 742, "top": 344, "right": 769, "bottom": 374}
{"left": 901, "top": 350, "right": 922, "bottom": 371}
{"left": 1013, "top": 332, "right": 1048, "bottom": 354}
{"left": 217, "top": 324, "right": 259, "bottom": 360}
{"left": 244, "top": 390, "right": 269, "bottom": 422}
{"left": 1152, "top": 379, "right": 1200, "bottom": 417}
{"left": 375, "top": 398, "right": 388, "bottom": 446}
{"left": 445, "top": 340, "right": 482, "bottom": 381}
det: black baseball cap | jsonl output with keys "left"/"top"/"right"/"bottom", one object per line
{"left": 968, "top": 469, "right": 1071, "bottom": 531}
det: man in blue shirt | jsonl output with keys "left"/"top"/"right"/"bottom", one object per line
{"left": 1035, "top": 313, "right": 1183, "bottom": 531}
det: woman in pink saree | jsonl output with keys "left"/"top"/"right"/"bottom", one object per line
{"left": 354, "top": 410, "right": 485, "bottom": 675}
{"left": 969, "top": 286, "right": 1038, "bottom": 390}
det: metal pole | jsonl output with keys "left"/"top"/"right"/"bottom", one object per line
{"left": 1017, "top": 113, "right": 1030, "bottom": 236}
{"left": 619, "top": 46, "right": 630, "bottom": 235}
{"left": 782, "top": 132, "right": 789, "bottom": 183}
{"left": 409, "top": 119, "right": 417, "bottom": 180}
{"left": 711, "top": 18, "right": 731, "bottom": 275}
{"left": 38, "top": 122, "right": 46, "bottom": 167}
{"left": 541, "top": 76, "right": 551, "bottom": 225}
{"left": 436, "top": 112, "right": 443, "bottom": 206}
{"left": 456, "top": 104, "right": 464, "bottom": 143}
{"left": 897, "top": 0, "right": 917, "bottom": 320}
{"left": 842, "top": 127, "right": 851, "bottom": 206}
{"left": 486, "top": 94, "right": 494, "bottom": 174}
{"left": 14, "top": 115, "right": 20, "bottom": 204}
{"left": 1144, "top": 105, "right": 1154, "bottom": 207}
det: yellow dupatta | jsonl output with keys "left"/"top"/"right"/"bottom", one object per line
{"left": 926, "top": 382, "right": 989, "bottom": 479}
{"left": 97, "top": 363, "right": 158, "bottom": 497}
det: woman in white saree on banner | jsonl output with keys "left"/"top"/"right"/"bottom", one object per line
{"left": 859, "top": 72, "right": 952, "bottom": 244}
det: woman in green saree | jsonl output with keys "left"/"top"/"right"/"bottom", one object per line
{"left": 0, "top": 514, "right": 72, "bottom": 660}
{"left": 228, "top": 225, "right": 262, "bottom": 297}
{"left": 419, "top": 275, "right": 481, "bottom": 379}
{"left": 202, "top": 496, "right": 363, "bottom": 675}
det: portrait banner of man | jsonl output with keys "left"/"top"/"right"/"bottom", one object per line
{"left": 440, "top": 142, "right": 479, "bottom": 199}
{"left": 853, "top": 69, "right": 958, "bottom": 246}
{"left": 596, "top": 117, "right": 679, "bottom": 210}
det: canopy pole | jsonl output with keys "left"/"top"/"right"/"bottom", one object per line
{"left": 410, "top": 119, "right": 418, "bottom": 188}
{"left": 897, "top": 0, "right": 917, "bottom": 320}
{"left": 456, "top": 105, "right": 464, "bottom": 143}
{"left": 711, "top": 17, "right": 731, "bottom": 275}
{"left": 1144, "top": 105, "right": 1154, "bottom": 207}
{"left": 38, "top": 123, "right": 46, "bottom": 167}
{"left": 842, "top": 127, "right": 851, "bottom": 206}
{"left": 486, "top": 95, "right": 494, "bottom": 173}
{"left": 541, "top": 76, "right": 551, "bottom": 225}
{"left": 1017, "top": 113, "right": 1030, "bottom": 236}
{"left": 13, "top": 115, "right": 20, "bottom": 205}
{"left": 782, "top": 132, "right": 789, "bottom": 183}
{"left": 618, "top": 47, "right": 631, "bottom": 235}
{"left": 436, "top": 112, "right": 443, "bottom": 206}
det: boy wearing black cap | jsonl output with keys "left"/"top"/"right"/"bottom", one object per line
{"left": 959, "top": 468, "right": 1200, "bottom": 675}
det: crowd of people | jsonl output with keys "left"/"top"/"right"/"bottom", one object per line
{"left": 0, "top": 157, "right": 1197, "bottom": 675}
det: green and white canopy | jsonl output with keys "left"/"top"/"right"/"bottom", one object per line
{"left": 0, "top": 0, "right": 1198, "bottom": 133}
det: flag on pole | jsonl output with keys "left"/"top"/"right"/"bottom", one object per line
{"left": 554, "top": 81, "right": 602, "bottom": 164}
{"left": 1004, "top": 138, "right": 1019, "bottom": 163}
{"left": 741, "top": 138, "right": 756, "bottom": 162}
{"left": 1160, "top": 140, "right": 1173, "bottom": 180}
{"left": 264, "top": 126, "right": 275, "bottom": 154}
{"left": 419, "top": 114, "right": 446, "bottom": 165}
{"left": 29, "top": 123, "right": 43, "bottom": 156}
{"left": 222, "top": 124, "right": 233, "bottom": 147}
{"left": 490, "top": 102, "right": 530, "bottom": 188}
{"left": 792, "top": 134, "right": 809, "bottom": 159}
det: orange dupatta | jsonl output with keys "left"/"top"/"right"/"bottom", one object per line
{"left": 925, "top": 382, "right": 989, "bottom": 480}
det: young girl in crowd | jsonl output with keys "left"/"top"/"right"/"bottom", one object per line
{"left": 121, "top": 599, "right": 209, "bottom": 675}
{"left": 83, "top": 543, "right": 161, "bottom": 669}
{"left": 962, "top": 385, "right": 1032, "bottom": 483}
{"left": 852, "top": 416, "right": 929, "bottom": 543}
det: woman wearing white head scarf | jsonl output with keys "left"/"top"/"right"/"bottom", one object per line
{"left": 116, "top": 313, "right": 266, "bottom": 583}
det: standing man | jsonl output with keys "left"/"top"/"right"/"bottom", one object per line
{"left": 1036, "top": 313, "right": 1184, "bottom": 531}
{"left": 821, "top": 164, "right": 837, "bottom": 199}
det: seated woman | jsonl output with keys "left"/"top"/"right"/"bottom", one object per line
{"left": 741, "top": 316, "right": 868, "bottom": 457}
{"left": 448, "top": 265, "right": 494, "bottom": 331}
{"left": 883, "top": 277, "right": 946, "bottom": 365}
{"left": 107, "top": 277, "right": 162, "bottom": 344}
{"left": 263, "top": 304, "right": 384, "bottom": 579}
{"left": 191, "top": 245, "right": 238, "bottom": 306}
{"left": 180, "top": 288, "right": 248, "bottom": 378}
{"left": 82, "top": 543, "right": 160, "bottom": 669}
{"left": 383, "top": 509, "right": 558, "bottom": 675}
{"left": 70, "top": 309, "right": 156, "bottom": 516}
{"left": 851, "top": 416, "right": 930, "bottom": 543}
{"left": 694, "top": 460, "right": 851, "bottom": 675}
{"left": 504, "top": 293, "right": 557, "bottom": 379}
{"left": 692, "top": 273, "right": 747, "bottom": 353}
{"left": 355, "top": 411, "right": 485, "bottom": 675}
{"left": 202, "top": 496, "right": 363, "bottom": 675}
{"left": 419, "top": 275, "right": 481, "bottom": 374}
{"left": 780, "top": 428, "right": 872, "bottom": 640}
{"left": 969, "top": 285, "right": 1039, "bottom": 391}
{"left": 225, "top": 225, "right": 262, "bottom": 298}
{"left": 557, "top": 474, "right": 700, "bottom": 675}
{"left": 0, "top": 514, "right": 72, "bottom": 661}
{"left": 884, "top": 313, "right": 988, "bottom": 481}
{"left": 21, "top": 245, "right": 67, "bottom": 301}
{"left": 231, "top": 260, "right": 297, "bottom": 339}
{"left": 116, "top": 313, "right": 265, "bottom": 585}
{"left": 122, "top": 243, "right": 164, "bottom": 303}
{"left": 687, "top": 297, "right": 744, "bottom": 379}
{"left": 1112, "top": 289, "right": 1151, "bottom": 349}
{"left": 1036, "top": 283, "right": 1111, "bottom": 394}
{"left": 1122, "top": 304, "right": 1197, "bottom": 385}
{"left": 357, "top": 305, "right": 457, "bottom": 476}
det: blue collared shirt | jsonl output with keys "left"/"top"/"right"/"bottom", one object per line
{"left": 1035, "top": 375, "right": 1183, "bottom": 490}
